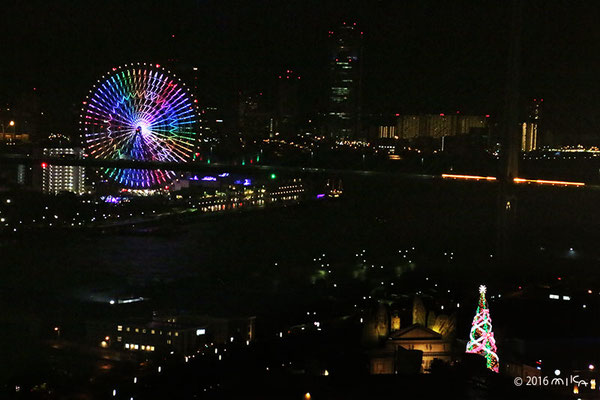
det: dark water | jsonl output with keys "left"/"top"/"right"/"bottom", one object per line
{"left": 2, "top": 176, "right": 600, "bottom": 384}
{"left": 0, "top": 179, "right": 491, "bottom": 301}
{"left": 4, "top": 177, "right": 600, "bottom": 313}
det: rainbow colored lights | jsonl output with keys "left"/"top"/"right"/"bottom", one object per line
{"left": 466, "top": 285, "right": 499, "bottom": 373}
{"left": 81, "top": 63, "right": 197, "bottom": 187}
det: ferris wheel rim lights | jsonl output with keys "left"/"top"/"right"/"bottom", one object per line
{"left": 80, "top": 63, "right": 198, "bottom": 188}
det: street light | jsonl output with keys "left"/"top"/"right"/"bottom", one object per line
{"left": 1, "top": 120, "right": 15, "bottom": 138}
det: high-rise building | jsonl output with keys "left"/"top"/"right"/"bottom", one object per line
{"left": 199, "top": 107, "right": 226, "bottom": 140}
{"left": 238, "top": 91, "right": 271, "bottom": 139}
{"left": 327, "top": 22, "right": 363, "bottom": 139}
{"left": 276, "top": 69, "right": 301, "bottom": 138}
{"left": 521, "top": 98, "right": 542, "bottom": 152}
{"left": 42, "top": 147, "right": 85, "bottom": 195}
{"left": 520, "top": 123, "right": 536, "bottom": 152}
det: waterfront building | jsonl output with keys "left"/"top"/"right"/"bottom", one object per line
{"left": 268, "top": 179, "right": 305, "bottom": 202}
{"left": 41, "top": 147, "right": 85, "bottom": 195}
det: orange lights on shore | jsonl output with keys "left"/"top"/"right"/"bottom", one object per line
{"left": 442, "top": 174, "right": 497, "bottom": 181}
{"left": 442, "top": 174, "right": 585, "bottom": 187}
{"left": 513, "top": 178, "right": 585, "bottom": 187}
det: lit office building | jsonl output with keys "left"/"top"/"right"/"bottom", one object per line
{"left": 521, "top": 122, "right": 537, "bottom": 152}
{"left": 327, "top": 22, "right": 363, "bottom": 139}
{"left": 96, "top": 314, "right": 256, "bottom": 357}
{"left": 378, "top": 126, "right": 397, "bottom": 139}
{"left": 42, "top": 147, "right": 85, "bottom": 195}
{"left": 395, "top": 114, "right": 488, "bottom": 139}
{"left": 521, "top": 99, "right": 542, "bottom": 152}
{"left": 397, "top": 116, "right": 420, "bottom": 139}
{"left": 115, "top": 321, "right": 207, "bottom": 355}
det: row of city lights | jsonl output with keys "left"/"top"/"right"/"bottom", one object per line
{"left": 442, "top": 174, "right": 585, "bottom": 186}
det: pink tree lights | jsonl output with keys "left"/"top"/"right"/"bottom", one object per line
{"left": 466, "top": 285, "right": 499, "bottom": 372}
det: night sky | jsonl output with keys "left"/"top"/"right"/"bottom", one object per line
{"left": 2, "top": 0, "right": 600, "bottom": 141}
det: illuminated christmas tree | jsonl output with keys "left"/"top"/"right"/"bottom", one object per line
{"left": 466, "top": 285, "right": 499, "bottom": 372}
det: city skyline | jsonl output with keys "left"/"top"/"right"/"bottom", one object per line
{"left": 2, "top": 3, "right": 600, "bottom": 398}
{"left": 2, "top": 1, "right": 600, "bottom": 141}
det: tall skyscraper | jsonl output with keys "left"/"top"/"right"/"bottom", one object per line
{"left": 238, "top": 91, "right": 271, "bottom": 139}
{"left": 277, "top": 69, "right": 301, "bottom": 138}
{"left": 327, "top": 22, "right": 363, "bottom": 139}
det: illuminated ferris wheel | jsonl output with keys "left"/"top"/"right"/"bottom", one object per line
{"left": 80, "top": 63, "right": 198, "bottom": 188}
